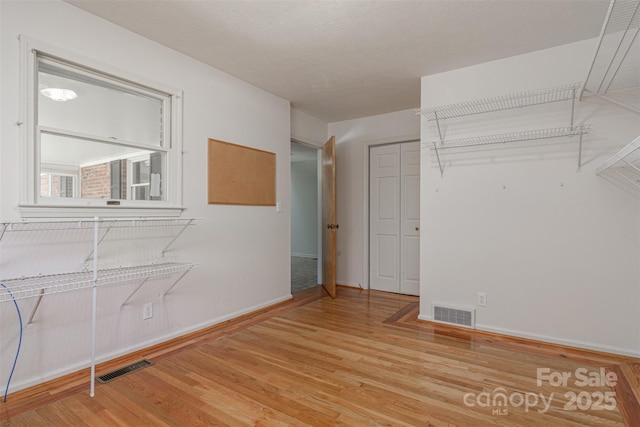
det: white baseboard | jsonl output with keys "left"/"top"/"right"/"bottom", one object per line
{"left": 9, "top": 294, "right": 293, "bottom": 394}
{"left": 417, "top": 313, "right": 639, "bottom": 358}
{"left": 474, "top": 323, "right": 640, "bottom": 358}
{"left": 336, "top": 281, "right": 363, "bottom": 289}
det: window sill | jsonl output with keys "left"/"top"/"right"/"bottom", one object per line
{"left": 19, "top": 204, "right": 184, "bottom": 219}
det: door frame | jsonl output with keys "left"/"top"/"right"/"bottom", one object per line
{"left": 362, "top": 136, "right": 420, "bottom": 291}
{"left": 291, "top": 138, "right": 323, "bottom": 286}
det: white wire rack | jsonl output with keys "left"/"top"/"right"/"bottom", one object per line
{"left": 0, "top": 217, "right": 196, "bottom": 397}
{"left": 0, "top": 262, "right": 195, "bottom": 303}
{"left": 0, "top": 217, "right": 196, "bottom": 307}
{"left": 417, "top": 83, "right": 590, "bottom": 176}
{"left": 595, "top": 135, "right": 640, "bottom": 196}
{"left": 423, "top": 126, "right": 591, "bottom": 152}
{"left": 417, "top": 83, "right": 582, "bottom": 121}
{"left": 581, "top": 0, "right": 640, "bottom": 114}
{"left": 0, "top": 218, "right": 194, "bottom": 236}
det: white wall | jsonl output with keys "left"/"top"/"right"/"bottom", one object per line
{"left": 1, "top": 0, "right": 291, "bottom": 392}
{"left": 291, "top": 159, "right": 318, "bottom": 257}
{"left": 420, "top": 39, "right": 640, "bottom": 356}
{"left": 291, "top": 108, "right": 328, "bottom": 147}
{"left": 329, "top": 109, "right": 420, "bottom": 287}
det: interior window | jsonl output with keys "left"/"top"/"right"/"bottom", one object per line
{"left": 21, "top": 37, "right": 183, "bottom": 215}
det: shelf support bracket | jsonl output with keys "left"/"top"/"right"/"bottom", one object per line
{"left": 570, "top": 88, "right": 576, "bottom": 128}
{"left": 577, "top": 133, "right": 584, "bottom": 171}
{"left": 433, "top": 111, "right": 445, "bottom": 176}
{"left": 161, "top": 219, "right": 193, "bottom": 256}
{"left": 0, "top": 223, "right": 7, "bottom": 244}
{"left": 84, "top": 220, "right": 115, "bottom": 263}
{"left": 434, "top": 111, "right": 444, "bottom": 146}
{"left": 27, "top": 288, "right": 46, "bottom": 325}
{"left": 120, "top": 277, "right": 150, "bottom": 308}
{"left": 432, "top": 142, "right": 444, "bottom": 177}
{"left": 161, "top": 270, "right": 191, "bottom": 298}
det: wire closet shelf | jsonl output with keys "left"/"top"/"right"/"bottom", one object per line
{"left": 416, "top": 83, "right": 590, "bottom": 175}
{"left": 0, "top": 217, "right": 196, "bottom": 398}
{"left": 417, "top": 83, "right": 582, "bottom": 121}
{"left": 0, "top": 218, "right": 196, "bottom": 304}
{"left": 0, "top": 263, "right": 193, "bottom": 303}
{"left": 581, "top": 0, "right": 640, "bottom": 114}
{"left": 428, "top": 125, "right": 591, "bottom": 152}
{"left": 595, "top": 135, "right": 640, "bottom": 196}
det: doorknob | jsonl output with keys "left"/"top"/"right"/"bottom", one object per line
{"left": 327, "top": 224, "right": 339, "bottom": 230}
{"left": 415, "top": 227, "right": 420, "bottom": 231}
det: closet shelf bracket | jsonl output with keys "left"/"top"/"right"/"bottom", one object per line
{"left": 161, "top": 218, "right": 194, "bottom": 256}
{"left": 27, "top": 289, "right": 46, "bottom": 325}
{"left": 120, "top": 277, "right": 150, "bottom": 308}
{"left": 0, "top": 223, "right": 8, "bottom": 243}
{"left": 160, "top": 270, "right": 191, "bottom": 298}
{"left": 84, "top": 220, "right": 116, "bottom": 263}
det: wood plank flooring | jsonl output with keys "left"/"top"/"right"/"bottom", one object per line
{"left": 1, "top": 286, "right": 639, "bottom": 426}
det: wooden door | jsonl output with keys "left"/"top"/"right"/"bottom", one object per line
{"left": 322, "top": 136, "right": 337, "bottom": 298}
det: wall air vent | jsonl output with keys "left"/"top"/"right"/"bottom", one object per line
{"left": 432, "top": 304, "right": 475, "bottom": 328}
{"left": 97, "top": 359, "right": 153, "bottom": 383}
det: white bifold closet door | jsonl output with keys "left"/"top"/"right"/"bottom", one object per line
{"left": 369, "top": 142, "right": 420, "bottom": 295}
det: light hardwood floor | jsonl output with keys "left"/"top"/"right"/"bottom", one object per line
{"left": 1, "top": 286, "right": 639, "bottom": 426}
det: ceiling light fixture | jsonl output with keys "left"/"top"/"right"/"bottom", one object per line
{"left": 40, "top": 87, "right": 78, "bottom": 102}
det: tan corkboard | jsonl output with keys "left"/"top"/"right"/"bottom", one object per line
{"left": 208, "top": 138, "right": 276, "bottom": 206}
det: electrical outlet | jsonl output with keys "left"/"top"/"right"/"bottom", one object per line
{"left": 477, "top": 292, "right": 487, "bottom": 307}
{"left": 143, "top": 302, "right": 153, "bottom": 320}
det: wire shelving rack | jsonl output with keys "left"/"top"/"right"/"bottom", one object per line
{"left": 581, "top": 0, "right": 640, "bottom": 114}
{"left": 0, "top": 217, "right": 196, "bottom": 398}
{"left": 416, "top": 84, "right": 590, "bottom": 175}
{"left": 595, "top": 135, "right": 640, "bottom": 196}
{"left": 417, "top": 83, "right": 582, "bottom": 121}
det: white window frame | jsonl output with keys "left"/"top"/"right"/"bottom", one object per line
{"left": 18, "top": 36, "right": 184, "bottom": 218}
{"left": 127, "top": 154, "right": 152, "bottom": 201}
{"left": 40, "top": 163, "right": 79, "bottom": 199}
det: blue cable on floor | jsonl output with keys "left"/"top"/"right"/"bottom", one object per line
{"left": 1, "top": 283, "right": 23, "bottom": 403}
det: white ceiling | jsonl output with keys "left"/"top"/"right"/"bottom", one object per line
{"left": 65, "top": 0, "right": 610, "bottom": 123}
